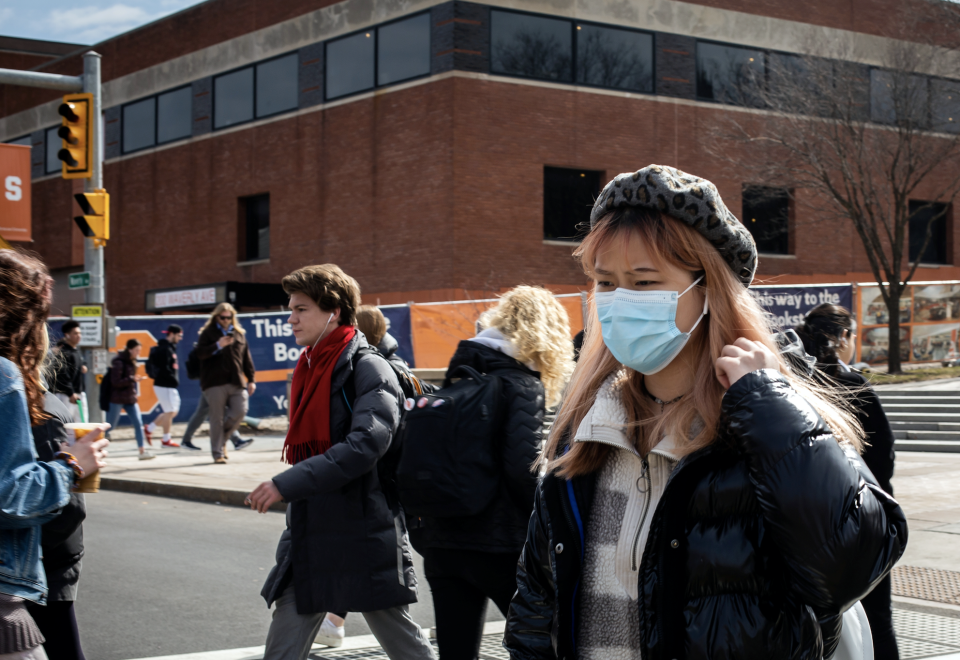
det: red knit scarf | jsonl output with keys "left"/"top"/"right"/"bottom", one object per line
{"left": 282, "top": 324, "right": 356, "bottom": 465}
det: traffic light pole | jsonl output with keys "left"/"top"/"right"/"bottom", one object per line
{"left": 82, "top": 53, "right": 104, "bottom": 422}
{"left": 0, "top": 54, "right": 105, "bottom": 421}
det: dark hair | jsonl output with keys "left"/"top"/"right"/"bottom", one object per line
{"left": 61, "top": 320, "right": 80, "bottom": 334}
{"left": 282, "top": 264, "right": 361, "bottom": 326}
{"left": 795, "top": 303, "right": 854, "bottom": 374}
{"left": 0, "top": 249, "right": 53, "bottom": 426}
{"left": 166, "top": 324, "right": 183, "bottom": 334}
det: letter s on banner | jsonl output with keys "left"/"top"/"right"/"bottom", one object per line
{"left": 5, "top": 176, "right": 21, "bottom": 201}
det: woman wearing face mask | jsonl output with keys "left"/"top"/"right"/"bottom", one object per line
{"left": 797, "top": 303, "right": 899, "bottom": 660}
{"left": 503, "top": 166, "right": 907, "bottom": 660}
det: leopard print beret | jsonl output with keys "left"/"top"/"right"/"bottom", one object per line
{"left": 589, "top": 165, "right": 758, "bottom": 286}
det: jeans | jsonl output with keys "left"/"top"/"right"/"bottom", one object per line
{"left": 263, "top": 584, "right": 435, "bottom": 660}
{"left": 107, "top": 403, "right": 146, "bottom": 448}
{"left": 423, "top": 548, "right": 519, "bottom": 660}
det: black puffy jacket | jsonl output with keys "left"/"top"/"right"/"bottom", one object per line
{"left": 262, "top": 332, "right": 419, "bottom": 615}
{"left": 504, "top": 369, "right": 908, "bottom": 660}
{"left": 418, "top": 340, "right": 545, "bottom": 553}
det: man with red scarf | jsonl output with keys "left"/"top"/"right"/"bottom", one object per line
{"left": 246, "top": 265, "right": 435, "bottom": 660}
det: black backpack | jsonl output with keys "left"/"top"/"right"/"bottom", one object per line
{"left": 185, "top": 343, "right": 201, "bottom": 380}
{"left": 98, "top": 366, "right": 112, "bottom": 412}
{"left": 145, "top": 346, "right": 160, "bottom": 379}
{"left": 343, "top": 346, "right": 431, "bottom": 508}
{"left": 393, "top": 364, "right": 507, "bottom": 518}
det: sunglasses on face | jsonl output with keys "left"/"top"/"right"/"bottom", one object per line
{"left": 219, "top": 315, "right": 233, "bottom": 320}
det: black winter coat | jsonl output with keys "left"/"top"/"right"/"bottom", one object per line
{"left": 262, "top": 332, "right": 419, "bottom": 615}
{"left": 832, "top": 370, "right": 896, "bottom": 496}
{"left": 504, "top": 370, "right": 908, "bottom": 660}
{"left": 109, "top": 351, "right": 139, "bottom": 405}
{"left": 51, "top": 341, "right": 85, "bottom": 396}
{"left": 149, "top": 338, "right": 180, "bottom": 388}
{"left": 33, "top": 393, "right": 85, "bottom": 601}
{"left": 418, "top": 341, "right": 545, "bottom": 554}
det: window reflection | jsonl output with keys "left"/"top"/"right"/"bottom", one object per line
{"left": 215, "top": 67, "right": 254, "bottom": 129}
{"left": 696, "top": 42, "right": 764, "bottom": 106}
{"left": 378, "top": 13, "right": 431, "bottom": 86}
{"left": 326, "top": 32, "right": 375, "bottom": 100}
{"left": 157, "top": 87, "right": 192, "bottom": 144}
{"left": 491, "top": 10, "right": 572, "bottom": 82}
{"left": 123, "top": 97, "right": 156, "bottom": 153}
{"left": 742, "top": 185, "right": 790, "bottom": 255}
{"left": 45, "top": 126, "right": 60, "bottom": 174}
{"left": 575, "top": 24, "right": 652, "bottom": 92}
{"left": 870, "top": 69, "right": 928, "bottom": 127}
{"left": 257, "top": 54, "right": 299, "bottom": 118}
{"left": 932, "top": 78, "right": 960, "bottom": 134}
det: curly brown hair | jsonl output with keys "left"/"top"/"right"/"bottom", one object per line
{"left": 0, "top": 249, "right": 53, "bottom": 426}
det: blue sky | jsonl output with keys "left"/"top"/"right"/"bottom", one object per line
{"left": 0, "top": 1, "right": 208, "bottom": 45}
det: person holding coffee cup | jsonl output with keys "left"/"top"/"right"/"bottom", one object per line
{"left": 0, "top": 249, "right": 109, "bottom": 659}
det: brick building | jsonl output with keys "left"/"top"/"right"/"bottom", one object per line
{"left": 1, "top": 0, "right": 959, "bottom": 315}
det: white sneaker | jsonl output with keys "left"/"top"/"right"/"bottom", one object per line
{"left": 139, "top": 451, "right": 156, "bottom": 460}
{"left": 315, "top": 617, "right": 344, "bottom": 647}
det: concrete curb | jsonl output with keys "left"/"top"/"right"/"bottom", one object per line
{"left": 100, "top": 476, "right": 287, "bottom": 512}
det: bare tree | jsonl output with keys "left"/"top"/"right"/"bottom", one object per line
{"left": 711, "top": 22, "right": 960, "bottom": 373}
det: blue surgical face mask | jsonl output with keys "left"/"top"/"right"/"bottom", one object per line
{"left": 595, "top": 276, "right": 708, "bottom": 375}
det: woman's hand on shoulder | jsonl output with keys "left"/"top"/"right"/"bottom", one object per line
{"left": 715, "top": 338, "right": 779, "bottom": 389}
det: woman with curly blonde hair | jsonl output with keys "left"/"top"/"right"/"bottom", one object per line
{"left": 419, "top": 285, "right": 575, "bottom": 660}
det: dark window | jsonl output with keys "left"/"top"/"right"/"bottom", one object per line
{"left": 696, "top": 42, "right": 765, "bottom": 105}
{"left": 491, "top": 10, "right": 572, "bottom": 82}
{"left": 931, "top": 78, "right": 960, "bottom": 134}
{"left": 123, "top": 97, "right": 156, "bottom": 153}
{"left": 378, "top": 13, "right": 431, "bottom": 86}
{"left": 45, "top": 126, "right": 60, "bottom": 174}
{"left": 909, "top": 200, "right": 949, "bottom": 264}
{"left": 326, "top": 31, "right": 375, "bottom": 100}
{"left": 215, "top": 67, "right": 255, "bottom": 129}
{"left": 543, "top": 167, "right": 602, "bottom": 241}
{"left": 157, "top": 87, "right": 192, "bottom": 143}
{"left": 6, "top": 136, "right": 31, "bottom": 147}
{"left": 256, "top": 54, "right": 299, "bottom": 118}
{"left": 742, "top": 185, "right": 790, "bottom": 255}
{"left": 575, "top": 24, "right": 652, "bottom": 92}
{"left": 239, "top": 194, "right": 270, "bottom": 262}
{"left": 870, "top": 69, "right": 929, "bottom": 127}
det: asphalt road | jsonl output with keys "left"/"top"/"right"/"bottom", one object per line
{"left": 75, "top": 491, "right": 503, "bottom": 660}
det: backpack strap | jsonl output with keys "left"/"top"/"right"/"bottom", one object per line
{"left": 342, "top": 345, "right": 380, "bottom": 411}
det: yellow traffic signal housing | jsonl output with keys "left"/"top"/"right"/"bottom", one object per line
{"left": 74, "top": 189, "right": 109, "bottom": 247}
{"left": 58, "top": 93, "right": 93, "bottom": 179}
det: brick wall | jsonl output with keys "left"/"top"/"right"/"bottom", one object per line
{"left": 25, "top": 75, "right": 960, "bottom": 314}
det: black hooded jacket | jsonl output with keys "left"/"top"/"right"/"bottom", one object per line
{"left": 504, "top": 369, "right": 907, "bottom": 660}
{"left": 418, "top": 340, "right": 545, "bottom": 554}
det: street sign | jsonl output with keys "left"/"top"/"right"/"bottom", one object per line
{"left": 91, "top": 348, "right": 109, "bottom": 375}
{"left": 68, "top": 271, "right": 91, "bottom": 289}
{"left": 0, "top": 143, "right": 32, "bottom": 243}
{"left": 71, "top": 304, "right": 104, "bottom": 347}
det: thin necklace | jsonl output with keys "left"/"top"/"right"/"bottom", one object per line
{"left": 642, "top": 381, "right": 685, "bottom": 414}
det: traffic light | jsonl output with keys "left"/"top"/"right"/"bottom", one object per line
{"left": 74, "top": 189, "right": 109, "bottom": 247}
{"left": 58, "top": 93, "right": 93, "bottom": 179}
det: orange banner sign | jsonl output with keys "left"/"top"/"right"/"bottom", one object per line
{"left": 0, "top": 144, "right": 31, "bottom": 243}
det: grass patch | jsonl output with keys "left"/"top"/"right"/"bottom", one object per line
{"left": 864, "top": 366, "right": 960, "bottom": 385}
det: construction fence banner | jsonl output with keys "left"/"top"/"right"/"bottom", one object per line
{"left": 48, "top": 306, "right": 413, "bottom": 425}
{"left": 857, "top": 281, "right": 960, "bottom": 365}
{"left": 749, "top": 284, "right": 854, "bottom": 330}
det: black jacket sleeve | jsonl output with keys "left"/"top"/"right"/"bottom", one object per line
{"left": 110, "top": 356, "right": 135, "bottom": 388}
{"left": 243, "top": 342, "right": 256, "bottom": 383}
{"left": 272, "top": 354, "right": 402, "bottom": 502}
{"left": 499, "top": 374, "right": 545, "bottom": 512}
{"left": 834, "top": 372, "right": 896, "bottom": 495}
{"left": 722, "top": 369, "right": 907, "bottom": 614}
{"left": 34, "top": 394, "right": 86, "bottom": 549}
{"left": 196, "top": 326, "right": 222, "bottom": 360}
{"left": 504, "top": 483, "right": 558, "bottom": 660}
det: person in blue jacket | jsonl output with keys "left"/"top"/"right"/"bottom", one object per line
{"left": 0, "top": 249, "right": 108, "bottom": 659}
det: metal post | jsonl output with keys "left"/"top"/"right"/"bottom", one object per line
{"left": 82, "top": 52, "right": 104, "bottom": 422}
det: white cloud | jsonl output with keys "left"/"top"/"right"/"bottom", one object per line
{"left": 46, "top": 4, "right": 161, "bottom": 43}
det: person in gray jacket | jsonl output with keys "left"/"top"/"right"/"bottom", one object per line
{"left": 245, "top": 264, "right": 434, "bottom": 660}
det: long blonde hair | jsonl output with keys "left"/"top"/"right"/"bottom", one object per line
{"left": 201, "top": 302, "right": 245, "bottom": 335}
{"left": 542, "top": 207, "right": 862, "bottom": 478}
{"left": 479, "top": 286, "right": 575, "bottom": 409}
